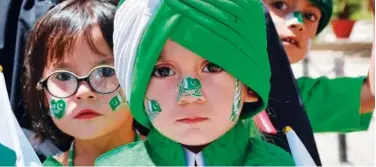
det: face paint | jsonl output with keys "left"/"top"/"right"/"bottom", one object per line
{"left": 145, "top": 98, "right": 162, "bottom": 121}
{"left": 177, "top": 77, "right": 205, "bottom": 104}
{"left": 285, "top": 11, "right": 304, "bottom": 27}
{"left": 109, "top": 92, "right": 124, "bottom": 112}
{"left": 50, "top": 99, "right": 67, "bottom": 119}
{"left": 230, "top": 79, "right": 242, "bottom": 122}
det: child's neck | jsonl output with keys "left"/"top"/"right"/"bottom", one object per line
{"left": 69, "top": 119, "right": 135, "bottom": 166}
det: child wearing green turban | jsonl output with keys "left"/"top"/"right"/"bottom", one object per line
{"left": 95, "top": 0, "right": 296, "bottom": 166}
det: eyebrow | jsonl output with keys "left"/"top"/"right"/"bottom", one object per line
{"left": 97, "top": 57, "right": 114, "bottom": 65}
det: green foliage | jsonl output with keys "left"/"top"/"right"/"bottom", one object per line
{"left": 332, "top": 0, "right": 371, "bottom": 20}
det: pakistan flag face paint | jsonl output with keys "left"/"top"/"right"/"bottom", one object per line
{"left": 109, "top": 92, "right": 124, "bottom": 112}
{"left": 145, "top": 98, "right": 162, "bottom": 121}
{"left": 177, "top": 77, "right": 205, "bottom": 104}
{"left": 285, "top": 11, "right": 304, "bottom": 27}
{"left": 230, "top": 79, "right": 242, "bottom": 122}
{"left": 50, "top": 99, "right": 67, "bottom": 119}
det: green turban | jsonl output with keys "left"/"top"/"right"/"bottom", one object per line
{"left": 309, "top": 0, "right": 333, "bottom": 34}
{"left": 113, "top": 0, "right": 271, "bottom": 128}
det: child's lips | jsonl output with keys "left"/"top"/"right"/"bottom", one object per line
{"left": 74, "top": 109, "right": 102, "bottom": 119}
{"left": 177, "top": 117, "right": 208, "bottom": 124}
{"left": 280, "top": 36, "right": 300, "bottom": 48}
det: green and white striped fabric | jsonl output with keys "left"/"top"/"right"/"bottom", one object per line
{"left": 114, "top": 0, "right": 271, "bottom": 129}
{"left": 0, "top": 69, "right": 42, "bottom": 166}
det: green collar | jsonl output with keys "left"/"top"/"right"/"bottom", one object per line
{"left": 95, "top": 123, "right": 295, "bottom": 166}
{"left": 145, "top": 122, "right": 250, "bottom": 166}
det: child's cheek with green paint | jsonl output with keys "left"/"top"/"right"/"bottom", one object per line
{"left": 230, "top": 79, "right": 243, "bottom": 122}
{"left": 49, "top": 98, "right": 67, "bottom": 119}
{"left": 108, "top": 92, "right": 126, "bottom": 112}
{"left": 144, "top": 98, "right": 162, "bottom": 121}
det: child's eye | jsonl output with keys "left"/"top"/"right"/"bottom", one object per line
{"left": 152, "top": 66, "right": 175, "bottom": 78}
{"left": 203, "top": 63, "right": 223, "bottom": 73}
{"left": 303, "top": 13, "right": 318, "bottom": 22}
{"left": 56, "top": 72, "right": 73, "bottom": 81}
{"left": 271, "top": 0, "right": 287, "bottom": 10}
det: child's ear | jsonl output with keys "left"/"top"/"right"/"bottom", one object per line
{"left": 244, "top": 87, "right": 259, "bottom": 103}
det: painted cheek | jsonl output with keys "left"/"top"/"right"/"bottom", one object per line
{"left": 144, "top": 98, "right": 162, "bottom": 121}
{"left": 49, "top": 98, "right": 67, "bottom": 119}
{"left": 230, "top": 79, "right": 243, "bottom": 122}
{"left": 109, "top": 92, "right": 125, "bottom": 112}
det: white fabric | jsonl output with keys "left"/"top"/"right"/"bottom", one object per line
{"left": 113, "top": 0, "right": 162, "bottom": 101}
{"left": 285, "top": 127, "right": 316, "bottom": 166}
{"left": 184, "top": 148, "right": 205, "bottom": 166}
{"left": 0, "top": 72, "right": 42, "bottom": 166}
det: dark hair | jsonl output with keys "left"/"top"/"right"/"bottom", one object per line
{"left": 23, "top": 0, "right": 118, "bottom": 151}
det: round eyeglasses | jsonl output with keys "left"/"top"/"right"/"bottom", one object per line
{"left": 36, "top": 65, "right": 120, "bottom": 98}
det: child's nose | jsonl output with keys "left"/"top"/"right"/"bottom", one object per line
{"left": 176, "top": 77, "right": 206, "bottom": 104}
{"left": 286, "top": 11, "right": 305, "bottom": 32}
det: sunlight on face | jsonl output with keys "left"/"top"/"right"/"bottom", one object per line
{"left": 144, "top": 40, "right": 258, "bottom": 145}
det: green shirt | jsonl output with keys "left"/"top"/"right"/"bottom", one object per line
{"left": 297, "top": 76, "right": 373, "bottom": 133}
{"left": 43, "top": 133, "right": 141, "bottom": 166}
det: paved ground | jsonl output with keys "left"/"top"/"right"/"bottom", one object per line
{"left": 291, "top": 20, "right": 375, "bottom": 165}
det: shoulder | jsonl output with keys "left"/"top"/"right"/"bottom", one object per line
{"left": 245, "top": 138, "right": 295, "bottom": 166}
{"left": 95, "top": 140, "right": 155, "bottom": 166}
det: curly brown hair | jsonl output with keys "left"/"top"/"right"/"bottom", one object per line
{"left": 23, "top": 0, "right": 118, "bottom": 151}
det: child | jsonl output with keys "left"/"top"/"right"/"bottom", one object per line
{"left": 23, "top": 0, "right": 139, "bottom": 165}
{"left": 257, "top": 0, "right": 375, "bottom": 133}
{"left": 95, "top": 0, "right": 295, "bottom": 166}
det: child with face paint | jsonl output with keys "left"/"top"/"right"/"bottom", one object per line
{"left": 256, "top": 0, "right": 375, "bottom": 133}
{"left": 23, "top": 0, "right": 140, "bottom": 166}
{"left": 95, "top": 0, "right": 295, "bottom": 166}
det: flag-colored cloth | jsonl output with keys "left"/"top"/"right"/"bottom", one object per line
{"left": 0, "top": 67, "right": 42, "bottom": 166}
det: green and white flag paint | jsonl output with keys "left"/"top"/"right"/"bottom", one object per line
{"left": 109, "top": 92, "right": 124, "bottom": 111}
{"left": 177, "top": 77, "right": 204, "bottom": 104}
{"left": 50, "top": 99, "right": 67, "bottom": 119}
{"left": 230, "top": 80, "right": 242, "bottom": 122}
{"left": 145, "top": 99, "right": 162, "bottom": 121}
{"left": 285, "top": 11, "right": 304, "bottom": 27}
{"left": 0, "top": 69, "right": 42, "bottom": 166}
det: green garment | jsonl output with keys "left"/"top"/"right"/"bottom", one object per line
{"left": 43, "top": 156, "right": 62, "bottom": 166}
{"left": 297, "top": 76, "right": 373, "bottom": 133}
{"left": 43, "top": 133, "right": 141, "bottom": 166}
{"left": 95, "top": 122, "right": 295, "bottom": 166}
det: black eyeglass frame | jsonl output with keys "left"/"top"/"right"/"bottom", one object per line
{"left": 36, "top": 65, "right": 120, "bottom": 98}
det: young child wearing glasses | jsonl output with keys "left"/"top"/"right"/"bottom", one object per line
{"left": 23, "top": 0, "right": 139, "bottom": 166}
